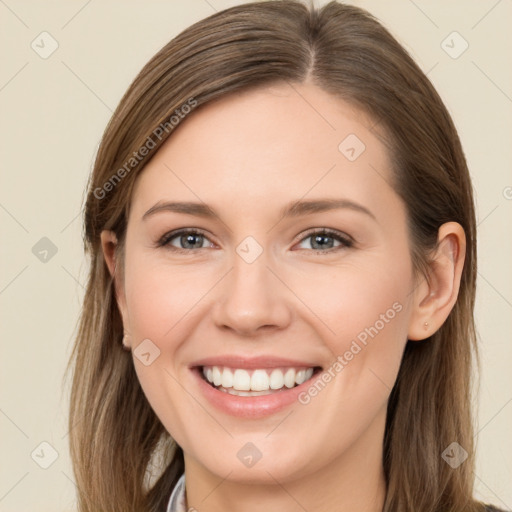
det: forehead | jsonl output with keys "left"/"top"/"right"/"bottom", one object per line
{"left": 129, "top": 82, "right": 397, "bottom": 222}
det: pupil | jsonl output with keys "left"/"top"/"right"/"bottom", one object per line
{"left": 312, "top": 235, "right": 333, "bottom": 250}
{"left": 182, "top": 234, "right": 203, "bottom": 249}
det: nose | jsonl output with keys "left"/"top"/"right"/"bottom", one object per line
{"left": 211, "top": 251, "right": 293, "bottom": 337}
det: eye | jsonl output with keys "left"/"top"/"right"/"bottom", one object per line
{"left": 294, "top": 228, "right": 353, "bottom": 252}
{"left": 157, "top": 229, "right": 214, "bottom": 252}
{"left": 157, "top": 228, "right": 353, "bottom": 254}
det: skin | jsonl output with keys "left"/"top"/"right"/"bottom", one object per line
{"left": 101, "top": 81, "right": 465, "bottom": 512}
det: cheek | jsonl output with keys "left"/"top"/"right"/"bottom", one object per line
{"left": 294, "top": 258, "right": 410, "bottom": 335}
{"left": 124, "top": 255, "right": 214, "bottom": 340}
{"left": 123, "top": 260, "right": 214, "bottom": 447}
{"left": 289, "top": 259, "right": 412, "bottom": 394}
{"left": 286, "top": 264, "right": 411, "bottom": 458}
{"left": 122, "top": 251, "right": 244, "bottom": 426}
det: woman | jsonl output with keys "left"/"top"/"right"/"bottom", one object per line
{"left": 66, "top": 1, "right": 505, "bottom": 510}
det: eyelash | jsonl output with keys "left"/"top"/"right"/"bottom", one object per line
{"left": 156, "top": 228, "right": 354, "bottom": 254}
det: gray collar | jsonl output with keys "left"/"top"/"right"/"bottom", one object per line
{"left": 166, "top": 473, "right": 186, "bottom": 512}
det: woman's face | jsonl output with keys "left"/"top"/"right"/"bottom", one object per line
{"left": 111, "top": 82, "right": 419, "bottom": 484}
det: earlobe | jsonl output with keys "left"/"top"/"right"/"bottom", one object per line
{"left": 407, "top": 222, "right": 466, "bottom": 341}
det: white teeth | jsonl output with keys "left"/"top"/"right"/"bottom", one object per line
{"left": 284, "top": 368, "right": 296, "bottom": 388}
{"left": 233, "top": 369, "right": 251, "bottom": 391}
{"left": 212, "top": 366, "right": 222, "bottom": 386}
{"left": 269, "top": 369, "right": 284, "bottom": 389}
{"left": 223, "top": 388, "right": 272, "bottom": 396}
{"left": 295, "top": 369, "right": 306, "bottom": 385}
{"left": 221, "top": 368, "right": 233, "bottom": 388}
{"left": 202, "top": 365, "right": 316, "bottom": 392}
{"left": 251, "top": 369, "right": 270, "bottom": 391}
{"left": 295, "top": 368, "right": 314, "bottom": 385}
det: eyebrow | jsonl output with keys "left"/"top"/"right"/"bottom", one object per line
{"left": 142, "top": 198, "right": 376, "bottom": 222}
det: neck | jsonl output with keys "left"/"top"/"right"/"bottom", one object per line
{"left": 182, "top": 409, "right": 387, "bottom": 512}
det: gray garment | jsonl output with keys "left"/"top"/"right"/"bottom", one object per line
{"left": 166, "top": 473, "right": 186, "bottom": 512}
{"left": 165, "top": 474, "right": 506, "bottom": 512}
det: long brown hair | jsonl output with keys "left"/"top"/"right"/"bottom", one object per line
{"left": 65, "top": 1, "right": 484, "bottom": 510}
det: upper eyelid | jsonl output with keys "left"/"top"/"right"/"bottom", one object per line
{"left": 292, "top": 227, "right": 353, "bottom": 244}
{"left": 158, "top": 228, "right": 213, "bottom": 248}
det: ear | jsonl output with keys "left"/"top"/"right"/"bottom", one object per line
{"left": 407, "top": 222, "right": 466, "bottom": 341}
{"left": 100, "top": 230, "right": 130, "bottom": 346}
{"left": 101, "top": 230, "right": 118, "bottom": 277}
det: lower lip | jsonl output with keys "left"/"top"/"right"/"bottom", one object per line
{"left": 191, "top": 367, "right": 320, "bottom": 419}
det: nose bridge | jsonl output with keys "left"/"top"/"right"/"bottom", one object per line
{"left": 212, "top": 239, "right": 291, "bottom": 334}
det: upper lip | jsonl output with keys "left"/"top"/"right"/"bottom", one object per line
{"left": 190, "top": 355, "right": 322, "bottom": 370}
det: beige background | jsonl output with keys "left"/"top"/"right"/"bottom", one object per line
{"left": 1, "top": 0, "right": 511, "bottom": 510}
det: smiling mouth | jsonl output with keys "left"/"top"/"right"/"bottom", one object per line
{"left": 198, "top": 365, "right": 323, "bottom": 396}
